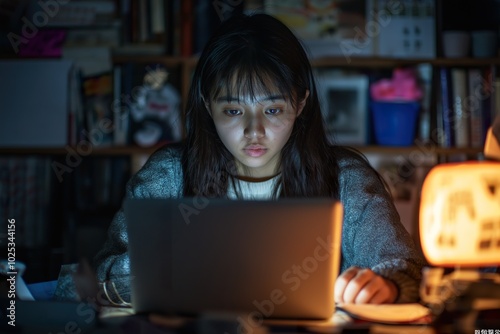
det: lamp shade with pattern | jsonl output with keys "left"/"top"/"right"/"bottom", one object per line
{"left": 419, "top": 161, "right": 500, "bottom": 267}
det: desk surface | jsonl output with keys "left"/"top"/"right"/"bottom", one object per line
{"left": 7, "top": 301, "right": 499, "bottom": 334}
{"left": 97, "top": 306, "right": 439, "bottom": 334}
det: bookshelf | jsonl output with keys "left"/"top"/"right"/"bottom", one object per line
{"left": 0, "top": 144, "right": 484, "bottom": 157}
{"left": 0, "top": 0, "right": 498, "bottom": 283}
{"left": 0, "top": 146, "right": 163, "bottom": 156}
{"left": 312, "top": 57, "right": 500, "bottom": 68}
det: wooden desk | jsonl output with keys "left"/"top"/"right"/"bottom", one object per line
{"left": 98, "top": 306, "right": 439, "bottom": 334}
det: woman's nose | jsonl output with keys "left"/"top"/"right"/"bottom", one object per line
{"left": 244, "top": 115, "right": 265, "bottom": 139}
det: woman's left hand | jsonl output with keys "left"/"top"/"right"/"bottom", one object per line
{"left": 334, "top": 266, "right": 398, "bottom": 304}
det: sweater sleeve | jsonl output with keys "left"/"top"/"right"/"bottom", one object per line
{"left": 91, "top": 145, "right": 184, "bottom": 303}
{"left": 337, "top": 150, "right": 427, "bottom": 303}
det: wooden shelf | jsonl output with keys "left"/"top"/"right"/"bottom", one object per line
{"left": 0, "top": 145, "right": 483, "bottom": 156}
{"left": 111, "top": 55, "right": 500, "bottom": 68}
{"left": 0, "top": 145, "right": 164, "bottom": 156}
{"left": 112, "top": 54, "right": 185, "bottom": 66}
{"left": 310, "top": 56, "right": 500, "bottom": 68}
{"left": 4, "top": 53, "right": 498, "bottom": 68}
{"left": 311, "top": 57, "right": 420, "bottom": 68}
{"left": 354, "top": 145, "right": 483, "bottom": 156}
{"left": 429, "top": 57, "right": 500, "bottom": 67}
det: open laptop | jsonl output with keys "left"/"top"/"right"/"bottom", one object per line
{"left": 125, "top": 198, "right": 343, "bottom": 320}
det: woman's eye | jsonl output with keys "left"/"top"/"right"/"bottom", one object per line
{"left": 265, "top": 108, "right": 282, "bottom": 115}
{"left": 224, "top": 109, "right": 242, "bottom": 116}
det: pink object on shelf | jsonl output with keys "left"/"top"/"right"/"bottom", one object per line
{"left": 370, "top": 68, "right": 423, "bottom": 102}
{"left": 18, "top": 30, "right": 66, "bottom": 57}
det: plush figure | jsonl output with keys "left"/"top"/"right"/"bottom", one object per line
{"left": 130, "top": 68, "right": 182, "bottom": 147}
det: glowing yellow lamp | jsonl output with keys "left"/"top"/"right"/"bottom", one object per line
{"left": 485, "top": 127, "right": 500, "bottom": 160}
{"left": 419, "top": 160, "right": 500, "bottom": 267}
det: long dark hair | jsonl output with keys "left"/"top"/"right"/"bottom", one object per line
{"left": 182, "top": 13, "right": 340, "bottom": 199}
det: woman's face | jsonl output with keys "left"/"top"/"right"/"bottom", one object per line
{"left": 209, "top": 89, "right": 308, "bottom": 179}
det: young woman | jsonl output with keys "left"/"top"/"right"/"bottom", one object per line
{"left": 92, "top": 13, "right": 425, "bottom": 306}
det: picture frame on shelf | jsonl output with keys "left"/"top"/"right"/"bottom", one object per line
{"left": 318, "top": 75, "right": 369, "bottom": 145}
{"left": 264, "top": 0, "right": 375, "bottom": 59}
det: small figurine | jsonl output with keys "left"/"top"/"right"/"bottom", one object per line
{"left": 130, "top": 67, "right": 182, "bottom": 147}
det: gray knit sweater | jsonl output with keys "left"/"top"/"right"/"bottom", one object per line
{"left": 91, "top": 144, "right": 426, "bottom": 304}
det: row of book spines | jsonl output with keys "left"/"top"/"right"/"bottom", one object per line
{"left": 71, "top": 157, "right": 130, "bottom": 212}
{"left": 121, "top": 0, "right": 223, "bottom": 57}
{"left": 438, "top": 66, "right": 498, "bottom": 148}
{"left": 0, "top": 157, "right": 52, "bottom": 248}
{"left": 0, "top": 156, "right": 129, "bottom": 247}
{"left": 123, "top": 0, "right": 178, "bottom": 54}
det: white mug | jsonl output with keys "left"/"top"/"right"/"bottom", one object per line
{"left": 442, "top": 31, "right": 470, "bottom": 58}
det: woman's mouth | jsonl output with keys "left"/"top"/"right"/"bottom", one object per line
{"left": 243, "top": 145, "right": 267, "bottom": 157}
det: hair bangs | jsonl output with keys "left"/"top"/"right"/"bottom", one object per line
{"left": 204, "top": 50, "right": 298, "bottom": 106}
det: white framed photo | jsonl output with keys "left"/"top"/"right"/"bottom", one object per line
{"left": 318, "top": 75, "right": 369, "bottom": 145}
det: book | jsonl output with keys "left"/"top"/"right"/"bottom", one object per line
{"left": 438, "top": 67, "right": 454, "bottom": 147}
{"left": 0, "top": 157, "right": 51, "bottom": 248}
{"left": 171, "top": 0, "right": 182, "bottom": 56}
{"left": 181, "top": 0, "right": 194, "bottom": 56}
{"left": 119, "top": 0, "right": 133, "bottom": 45}
{"left": 451, "top": 68, "right": 469, "bottom": 147}
{"left": 138, "top": 0, "right": 149, "bottom": 43}
{"left": 81, "top": 72, "right": 115, "bottom": 147}
{"left": 72, "top": 157, "right": 130, "bottom": 212}
{"left": 131, "top": 0, "right": 139, "bottom": 43}
{"left": 113, "top": 66, "right": 129, "bottom": 146}
{"left": 165, "top": 0, "right": 176, "bottom": 55}
{"left": 193, "top": 0, "right": 221, "bottom": 55}
{"left": 151, "top": 0, "right": 165, "bottom": 36}
{"left": 468, "top": 68, "right": 485, "bottom": 148}
{"left": 416, "top": 63, "right": 433, "bottom": 143}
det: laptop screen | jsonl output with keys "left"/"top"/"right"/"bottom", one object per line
{"left": 125, "top": 198, "right": 343, "bottom": 320}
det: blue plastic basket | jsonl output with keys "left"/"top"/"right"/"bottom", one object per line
{"left": 371, "top": 101, "right": 420, "bottom": 146}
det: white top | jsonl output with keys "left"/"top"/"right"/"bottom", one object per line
{"left": 226, "top": 175, "right": 281, "bottom": 200}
